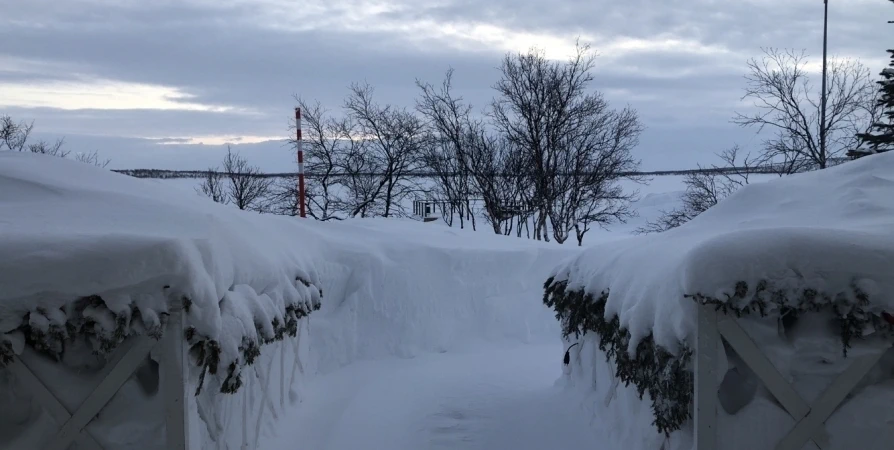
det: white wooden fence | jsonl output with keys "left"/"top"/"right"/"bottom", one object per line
{"left": 6, "top": 303, "right": 190, "bottom": 450}
{"left": 694, "top": 305, "right": 892, "bottom": 450}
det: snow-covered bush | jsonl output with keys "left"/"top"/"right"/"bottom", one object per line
{"left": 1, "top": 151, "right": 572, "bottom": 449}
{"left": 0, "top": 152, "right": 324, "bottom": 449}
{"left": 545, "top": 152, "right": 894, "bottom": 446}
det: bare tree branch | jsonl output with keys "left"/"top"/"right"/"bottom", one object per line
{"left": 73, "top": 150, "right": 110, "bottom": 168}
{"left": 197, "top": 166, "right": 227, "bottom": 204}
{"left": 637, "top": 146, "right": 755, "bottom": 234}
{"left": 490, "top": 40, "right": 642, "bottom": 244}
{"left": 221, "top": 146, "right": 272, "bottom": 211}
{"left": 344, "top": 82, "right": 425, "bottom": 218}
{"left": 733, "top": 48, "right": 875, "bottom": 170}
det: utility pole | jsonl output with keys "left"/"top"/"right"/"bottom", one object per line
{"left": 820, "top": 0, "right": 829, "bottom": 168}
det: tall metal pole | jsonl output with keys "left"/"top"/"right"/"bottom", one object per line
{"left": 820, "top": 0, "right": 829, "bottom": 168}
{"left": 295, "top": 108, "right": 306, "bottom": 218}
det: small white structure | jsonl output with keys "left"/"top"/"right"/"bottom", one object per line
{"left": 412, "top": 199, "right": 446, "bottom": 221}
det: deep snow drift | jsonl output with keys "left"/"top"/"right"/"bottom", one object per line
{"left": 0, "top": 152, "right": 326, "bottom": 449}
{"left": 548, "top": 153, "right": 894, "bottom": 449}
{"left": 0, "top": 152, "right": 577, "bottom": 449}
{"left": 552, "top": 152, "right": 894, "bottom": 353}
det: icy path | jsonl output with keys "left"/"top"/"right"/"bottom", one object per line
{"left": 261, "top": 343, "right": 602, "bottom": 450}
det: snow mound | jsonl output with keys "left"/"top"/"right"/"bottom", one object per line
{"left": 550, "top": 153, "right": 894, "bottom": 351}
{"left": 302, "top": 218, "right": 574, "bottom": 374}
{"left": 0, "top": 152, "right": 326, "bottom": 448}
{"left": 0, "top": 152, "right": 322, "bottom": 377}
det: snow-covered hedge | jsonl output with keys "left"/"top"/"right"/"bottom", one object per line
{"left": 0, "top": 152, "right": 330, "bottom": 448}
{"left": 1, "top": 152, "right": 573, "bottom": 449}
{"left": 544, "top": 153, "right": 894, "bottom": 440}
{"left": 0, "top": 152, "right": 323, "bottom": 395}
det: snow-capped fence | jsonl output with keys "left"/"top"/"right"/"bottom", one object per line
{"left": 0, "top": 152, "right": 326, "bottom": 450}
{"left": 4, "top": 304, "right": 190, "bottom": 450}
{"left": 694, "top": 305, "right": 892, "bottom": 450}
{"left": 544, "top": 154, "right": 894, "bottom": 450}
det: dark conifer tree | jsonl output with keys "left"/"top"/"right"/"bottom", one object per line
{"left": 854, "top": 2, "right": 894, "bottom": 157}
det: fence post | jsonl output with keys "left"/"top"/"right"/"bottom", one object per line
{"left": 162, "top": 302, "right": 190, "bottom": 450}
{"left": 694, "top": 304, "right": 719, "bottom": 450}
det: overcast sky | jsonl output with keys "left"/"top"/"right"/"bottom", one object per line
{"left": 0, "top": 0, "right": 890, "bottom": 171}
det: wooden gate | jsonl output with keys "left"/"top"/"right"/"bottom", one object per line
{"left": 5, "top": 303, "right": 190, "bottom": 450}
{"left": 694, "top": 305, "right": 891, "bottom": 450}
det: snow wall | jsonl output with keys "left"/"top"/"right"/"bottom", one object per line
{"left": 0, "top": 152, "right": 573, "bottom": 449}
{"left": 300, "top": 219, "right": 574, "bottom": 376}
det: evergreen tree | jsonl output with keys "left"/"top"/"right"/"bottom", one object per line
{"left": 853, "top": 3, "right": 894, "bottom": 158}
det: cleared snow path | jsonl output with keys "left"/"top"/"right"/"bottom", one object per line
{"left": 261, "top": 343, "right": 602, "bottom": 450}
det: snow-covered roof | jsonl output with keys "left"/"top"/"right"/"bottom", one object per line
{"left": 549, "top": 152, "right": 894, "bottom": 352}
{"left": 0, "top": 152, "right": 322, "bottom": 389}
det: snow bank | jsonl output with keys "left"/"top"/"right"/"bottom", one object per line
{"left": 0, "top": 151, "right": 322, "bottom": 379}
{"left": 551, "top": 153, "right": 894, "bottom": 352}
{"left": 546, "top": 153, "right": 894, "bottom": 447}
{"left": 302, "top": 218, "right": 573, "bottom": 374}
{"left": 0, "top": 152, "right": 324, "bottom": 449}
{"left": 0, "top": 152, "right": 575, "bottom": 449}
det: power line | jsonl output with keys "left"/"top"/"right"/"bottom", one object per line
{"left": 114, "top": 160, "right": 846, "bottom": 180}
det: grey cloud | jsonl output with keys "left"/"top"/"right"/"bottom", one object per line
{"left": 26, "top": 131, "right": 297, "bottom": 172}
{"left": 145, "top": 137, "right": 193, "bottom": 144}
{"left": 1, "top": 106, "right": 288, "bottom": 137}
{"left": 2, "top": 0, "right": 890, "bottom": 169}
{"left": 27, "top": 123, "right": 757, "bottom": 173}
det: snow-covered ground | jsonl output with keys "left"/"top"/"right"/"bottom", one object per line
{"left": 5, "top": 150, "right": 890, "bottom": 450}
{"left": 261, "top": 342, "right": 603, "bottom": 450}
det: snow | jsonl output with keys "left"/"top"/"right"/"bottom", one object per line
{"left": 5, "top": 149, "right": 892, "bottom": 450}
{"left": 261, "top": 342, "right": 604, "bottom": 450}
{"left": 550, "top": 152, "right": 894, "bottom": 352}
{"left": 0, "top": 151, "right": 322, "bottom": 372}
{"left": 0, "top": 151, "right": 576, "bottom": 449}
{"left": 551, "top": 153, "right": 894, "bottom": 450}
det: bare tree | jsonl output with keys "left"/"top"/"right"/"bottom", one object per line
{"left": 1, "top": 116, "right": 32, "bottom": 152}
{"left": 2, "top": 115, "right": 67, "bottom": 157}
{"left": 548, "top": 104, "right": 643, "bottom": 244}
{"left": 290, "top": 97, "right": 353, "bottom": 220}
{"left": 2, "top": 115, "right": 112, "bottom": 167}
{"left": 336, "top": 139, "right": 384, "bottom": 217}
{"left": 637, "top": 146, "right": 757, "bottom": 234}
{"left": 461, "top": 130, "right": 522, "bottom": 234}
{"left": 344, "top": 82, "right": 425, "bottom": 218}
{"left": 73, "top": 150, "right": 110, "bottom": 168}
{"left": 220, "top": 147, "right": 272, "bottom": 211}
{"left": 419, "top": 136, "right": 463, "bottom": 226}
{"left": 416, "top": 69, "right": 476, "bottom": 229}
{"left": 28, "top": 138, "right": 70, "bottom": 158}
{"left": 197, "top": 166, "right": 227, "bottom": 204}
{"left": 490, "top": 41, "right": 643, "bottom": 244}
{"left": 734, "top": 48, "right": 875, "bottom": 170}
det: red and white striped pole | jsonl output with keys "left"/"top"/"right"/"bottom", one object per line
{"left": 295, "top": 107, "right": 306, "bottom": 218}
